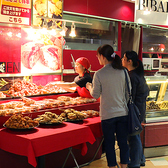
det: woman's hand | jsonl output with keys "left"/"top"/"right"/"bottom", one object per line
{"left": 86, "top": 82, "right": 92, "bottom": 91}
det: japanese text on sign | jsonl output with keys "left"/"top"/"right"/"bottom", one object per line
{"left": 2, "top": 5, "right": 30, "bottom": 17}
{"left": 9, "top": 17, "right": 22, "bottom": 23}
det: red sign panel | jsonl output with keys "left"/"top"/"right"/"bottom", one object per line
{"left": 0, "top": 0, "right": 31, "bottom": 25}
{"left": 0, "top": 26, "right": 21, "bottom": 74}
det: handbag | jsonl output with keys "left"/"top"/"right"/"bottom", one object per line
{"left": 124, "top": 69, "right": 143, "bottom": 136}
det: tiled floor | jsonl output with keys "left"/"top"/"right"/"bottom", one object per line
{"left": 83, "top": 154, "right": 168, "bottom": 168}
{"left": 83, "top": 145, "right": 168, "bottom": 168}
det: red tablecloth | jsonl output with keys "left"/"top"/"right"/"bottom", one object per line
{"left": 0, "top": 122, "right": 96, "bottom": 167}
{"left": 71, "top": 117, "right": 103, "bottom": 154}
{"left": 82, "top": 117, "right": 103, "bottom": 138}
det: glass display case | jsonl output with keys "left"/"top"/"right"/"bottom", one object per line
{"left": 0, "top": 73, "right": 63, "bottom": 100}
{"left": 145, "top": 75, "right": 168, "bottom": 123}
{"left": 142, "top": 28, "right": 168, "bottom": 53}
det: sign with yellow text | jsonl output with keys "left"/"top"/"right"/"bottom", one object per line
{"left": 0, "top": 0, "right": 31, "bottom": 25}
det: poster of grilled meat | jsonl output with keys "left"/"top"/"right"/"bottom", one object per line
{"left": 21, "top": 28, "right": 65, "bottom": 73}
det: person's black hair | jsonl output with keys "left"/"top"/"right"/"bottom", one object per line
{"left": 97, "top": 44, "right": 123, "bottom": 70}
{"left": 124, "top": 50, "right": 144, "bottom": 76}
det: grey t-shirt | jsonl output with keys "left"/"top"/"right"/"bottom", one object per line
{"left": 90, "top": 64, "right": 131, "bottom": 120}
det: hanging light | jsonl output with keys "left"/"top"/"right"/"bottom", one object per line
{"left": 60, "top": 21, "right": 67, "bottom": 36}
{"left": 52, "top": 20, "right": 58, "bottom": 29}
{"left": 129, "top": 24, "right": 131, "bottom": 29}
{"left": 50, "top": 29, "right": 57, "bottom": 36}
{"left": 149, "top": 47, "right": 154, "bottom": 51}
{"left": 43, "top": 19, "right": 48, "bottom": 28}
{"left": 41, "top": 19, "right": 48, "bottom": 34}
{"left": 50, "top": 21, "right": 57, "bottom": 35}
{"left": 69, "top": 22, "right": 76, "bottom": 37}
{"left": 42, "top": 19, "right": 48, "bottom": 31}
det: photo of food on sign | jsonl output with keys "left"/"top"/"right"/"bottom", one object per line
{"left": 33, "top": 0, "right": 63, "bottom": 27}
{"left": 21, "top": 28, "right": 65, "bottom": 73}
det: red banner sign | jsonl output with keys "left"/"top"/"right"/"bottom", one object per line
{"left": 0, "top": 0, "right": 31, "bottom": 25}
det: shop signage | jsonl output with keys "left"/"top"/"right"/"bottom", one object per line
{"left": 135, "top": 0, "right": 168, "bottom": 25}
{"left": 0, "top": 26, "right": 21, "bottom": 74}
{"left": 21, "top": 27, "right": 64, "bottom": 74}
{"left": 0, "top": 62, "right": 20, "bottom": 73}
{"left": 32, "top": 0, "right": 63, "bottom": 27}
{"left": 138, "top": 0, "right": 168, "bottom": 12}
{"left": 0, "top": 0, "right": 31, "bottom": 25}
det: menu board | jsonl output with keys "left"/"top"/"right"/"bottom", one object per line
{"left": 0, "top": 26, "right": 21, "bottom": 74}
{"left": 21, "top": 27, "right": 65, "bottom": 74}
{"left": 0, "top": 0, "right": 31, "bottom": 25}
{"left": 32, "top": 0, "right": 63, "bottom": 28}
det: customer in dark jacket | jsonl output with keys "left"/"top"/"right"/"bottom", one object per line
{"left": 122, "top": 51, "right": 149, "bottom": 168}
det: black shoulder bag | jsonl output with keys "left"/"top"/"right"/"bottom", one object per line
{"left": 124, "top": 69, "right": 143, "bottom": 136}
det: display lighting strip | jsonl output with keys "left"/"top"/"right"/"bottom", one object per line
{"left": 59, "top": 21, "right": 68, "bottom": 36}
{"left": 36, "top": 16, "right": 92, "bottom": 37}
{"left": 69, "top": 22, "right": 76, "bottom": 37}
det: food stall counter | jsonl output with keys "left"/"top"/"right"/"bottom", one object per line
{"left": 0, "top": 122, "right": 96, "bottom": 167}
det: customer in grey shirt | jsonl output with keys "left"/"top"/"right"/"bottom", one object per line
{"left": 86, "top": 44, "right": 131, "bottom": 168}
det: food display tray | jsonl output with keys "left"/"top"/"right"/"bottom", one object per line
{"left": 3, "top": 123, "right": 39, "bottom": 130}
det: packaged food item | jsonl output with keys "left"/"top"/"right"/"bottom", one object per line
{"left": 5, "top": 102, "right": 16, "bottom": 109}
{"left": 38, "top": 103, "right": 46, "bottom": 110}
{"left": 0, "top": 91, "right": 6, "bottom": 98}
{"left": 21, "top": 97, "right": 36, "bottom": 106}
{"left": 0, "top": 103, "right": 6, "bottom": 109}
{"left": 0, "top": 109, "right": 6, "bottom": 116}
{"left": 14, "top": 108, "right": 23, "bottom": 114}
{"left": 57, "top": 96, "right": 71, "bottom": 101}
{"left": 23, "top": 106, "right": 32, "bottom": 113}
{"left": 34, "top": 111, "right": 65, "bottom": 124}
{"left": 43, "top": 101, "right": 53, "bottom": 109}
{"left": 51, "top": 100, "right": 59, "bottom": 108}
{"left": 60, "top": 108, "right": 87, "bottom": 121}
{"left": 16, "top": 102, "right": 25, "bottom": 108}
{"left": 81, "top": 110, "right": 99, "bottom": 118}
{"left": 6, "top": 109, "right": 15, "bottom": 116}
{"left": 57, "top": 100, "right": 65, "bottom": 106}
{"left": 30, "top": 104, "right": 39, "bottom": 112}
